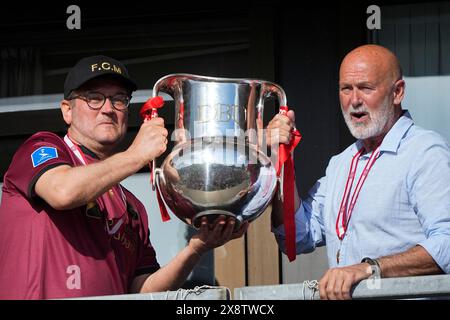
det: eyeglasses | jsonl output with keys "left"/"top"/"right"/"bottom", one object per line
{"left": 69, "top": 92, "right": 131, "bottom": 111}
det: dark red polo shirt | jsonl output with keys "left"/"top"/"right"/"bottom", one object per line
{"left": 0, "top": 132, "right": 159, "bottom": 299}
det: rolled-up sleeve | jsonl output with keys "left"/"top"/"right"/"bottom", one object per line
{"left": 409, "top": 134, "right": 450, "bottom": 273}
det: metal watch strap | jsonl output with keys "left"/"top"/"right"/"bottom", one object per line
{"left": 361, "top": 257, "right": 382, "bottom": 278}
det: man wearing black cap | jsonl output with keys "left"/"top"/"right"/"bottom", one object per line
{"left": 0, "top": 55, "right": 246, "bottom": 299}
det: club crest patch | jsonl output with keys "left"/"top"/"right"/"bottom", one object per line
{"left": 31, "top": 147, "right": 58, "bottom": 168}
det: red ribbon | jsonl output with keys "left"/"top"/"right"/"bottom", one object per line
{"left": 275, "top": 106, "right": 302, "bottom": 262}
{"left": 140, "top": 96, "right": 171, "bottom": 222}
{"left": 140, "top": 96, "right": 164, "bottom": 120}
{"left": 155, "top": 185, "right": 171, "bottom": 222}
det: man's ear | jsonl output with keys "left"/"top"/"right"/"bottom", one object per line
{"left": 393, "top": 79, "right": 405, "bottom": 105}
{"left": 60, "top": 100, "right": 72, "bottom": 126}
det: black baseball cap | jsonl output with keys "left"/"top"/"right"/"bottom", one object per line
{"left": 64, "top": 55, "right": 138, "bottom": 99}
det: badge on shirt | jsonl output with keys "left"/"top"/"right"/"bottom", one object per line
{"left": 31, "top": 147, "right": 58, "bottom": 168}
{"left": 86, "top": 201, "right": 103, "bottom": 219}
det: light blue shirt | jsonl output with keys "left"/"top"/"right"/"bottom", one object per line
{"left": 274, "top": 111, "right": 450, "bottom": 272}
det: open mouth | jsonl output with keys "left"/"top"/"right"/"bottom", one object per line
{"left": 350, "top": 112, "right": 369, "bottom": 122}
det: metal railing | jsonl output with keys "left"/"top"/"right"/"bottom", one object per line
{"left": 69, "top": 274, "right": 450, "bottom": 300}
{"left": 234, "top": 274, "right": 450, "bottom": 300}
{"left": 69, "top": 286, "right": 230, "bottom": 300}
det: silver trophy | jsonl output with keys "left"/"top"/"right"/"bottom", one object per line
{"left": 151, "top": 74, "right": 287, "bottom": 228}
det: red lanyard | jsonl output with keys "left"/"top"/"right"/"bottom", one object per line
{"left": 64, "top": 134, "right": 90, "bottom": 166}
{"left": 335, "top": 145, "right": 381, "bottom": 241}
{"left": 63, "top": 134, "right": 127, "bottom": 222}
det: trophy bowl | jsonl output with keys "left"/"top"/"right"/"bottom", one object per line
{"left": 151, "top": 74, "right": 286, "bottom": 228}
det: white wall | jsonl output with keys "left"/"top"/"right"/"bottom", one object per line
{"left": 122, "top": 173, "right": 188, "bottom": 266}
{"left": 403, "top": 76, "right": 450, "bottom": 140}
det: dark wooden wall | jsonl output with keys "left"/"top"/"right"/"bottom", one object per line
{"left": 277, "top": 2, "right": 368, "bottom": 196}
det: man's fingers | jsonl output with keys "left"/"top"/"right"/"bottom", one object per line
{"left": 318, "top": 273, "right": 329, "bottom": 300}
{"left": 270, "top": 126, "right": 291, "bottom": 138}
{"left": 277, "top": 115, "right": 292, "bottom": 128}
{"left": 318, "top": 265, "right": 371, "bottom": 300}
{"left": 161, "top": 127, "right": 168, "bottom": 137}
{"left": 231, "top": 221, "right": 249, "bottom": 239}
{"left": 342, "top": 277, "right": 353, "bottom": 300}
{"left": 277, "top": 123, "right": 293, "bottom": 134}
{"left": 221, "top": 218, "right": 236, "bottom": 241}
{"left": 268, "top": 115, "right": 292, "bottom": 129}
{"left": 333, "top": 274, "right": 346, "bottom": 300}
{"left": 266, "top": 113, "right": 297, "bottom": 148}
{"left": 325, "top": 275, "right": 337, "bottom": 300}
{"left": 210, "top": 215, "right": 227, "bottom": 239}
{"left": 148, "top": 117, "right": 165, "bottom": 127}
{"left": 273, "top": 132, "right": 291, "bottom": 144}
{"left": 199, "top": 217, "right": 209, "bottom": 234}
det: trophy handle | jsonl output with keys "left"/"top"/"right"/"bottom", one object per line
{"left": 261, "top": 82, "right": 289, "bottom": 201}
{"left": 262, "top": 82, "right": 301, "bottom": 262}
{"left": 149, "top": 76, "right": 180, "bottom": 189}
{"left": 154, "top": 168, "right": 166, "bottom": 203}
{"left": 261, "top": 82, "right": 287, "bottom": 107}
{"left": 140, "top": 75, "right": 181, "bottom": 189}
{"left": 140, "top": 81, "right": 172, "bottom": 222}
{"left": 140, "top": 96, "right": 164, "bottom": 190}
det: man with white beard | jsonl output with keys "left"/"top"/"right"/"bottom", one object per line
{"left": 269, "top": 44, "right": 450, "bottom": 300}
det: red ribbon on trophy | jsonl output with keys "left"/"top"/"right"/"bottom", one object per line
{"left": 140, "top": 96, "right": 171, "bottom": 222}
{"left": 275, "top": 105, "right": 302, "bottom": 262}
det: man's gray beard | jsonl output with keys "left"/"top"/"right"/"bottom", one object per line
{"left": 342, "top": 102, "right": 392, "bottom": 140}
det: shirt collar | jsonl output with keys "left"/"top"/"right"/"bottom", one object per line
{"left": 354, "top": 110, "right": 414, "bottom": 155}
{"left": 379, "top": 110, "right": 414, "bottom": 153}
{"left": 79, "top": 144, "right": 100, "bottom": 160}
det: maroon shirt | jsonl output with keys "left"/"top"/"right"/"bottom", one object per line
{"left": 0, "top": 132, "right": 159, "bottom": 299}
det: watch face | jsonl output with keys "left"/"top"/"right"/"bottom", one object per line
{"left": 362, "top": 258, "right": 381, "bottom": 278}
{"left": 369, "top": 265, "right": 381, "bottom": 279}
{"left": 370, "top": 265, "right": 376, "bottom": 274}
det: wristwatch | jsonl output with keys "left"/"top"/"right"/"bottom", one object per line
{"left": 361, "top": 257, "right": 382, "bottom": 279}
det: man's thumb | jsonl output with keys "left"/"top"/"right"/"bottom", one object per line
{"left": 287, "top": 110, "right": 296, "bottom": 124}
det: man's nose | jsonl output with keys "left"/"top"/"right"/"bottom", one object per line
{"left": 350, "top": 89, "right": 363, "bottom": 107}
{"left": 101, "top": 97, "right": 115, "bottom": 113}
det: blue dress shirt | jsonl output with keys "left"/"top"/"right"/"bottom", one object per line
{"left": 274, "top": 111, "right": 450, "bottom": 272}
